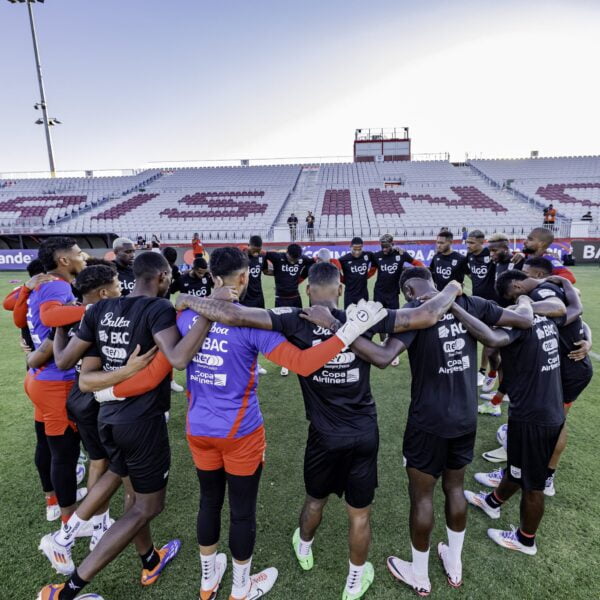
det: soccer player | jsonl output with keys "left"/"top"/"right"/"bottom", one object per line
{"left": 488, "top": 233, "right": 525, "bottom": 281}
{"left": 349, "top": 267, "right": 533, "bottom": 595}
{"left": 176, "top": 257, "right": 214, "bottom": 297}
{"left": 175, "top": 248, "right": 389, "bottom": 600}
{"left": 517, "top": 227, "right": 576, "bottom": 283}
{"left": 111, "top": 237, "right": 136, "bottom": 296}
{"left": 456, "top": 289, "right": 567, "bottom": 556}
{"left": 429, "top": 230, "right": 467, "bottom": 291}
{"left": 241, "top": 235, "right": 268, "bottom": 309}
{"left": 465, "top": 230, "right": 496, "bottom": 301}
{"left": 338, "top": 237, "right": 376, "bottom": 308}
{"left": 162, "top": 246, "right": 182, "bottom": 300}
{"left": 38, "top": 251, "right": 215, "bottom": 600}
{"left": 176, "top": 255, "right": 465, "bottom": 600}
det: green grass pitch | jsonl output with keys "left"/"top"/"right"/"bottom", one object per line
{"left": 0, "top": 267, "right": 598, "bottom": 599}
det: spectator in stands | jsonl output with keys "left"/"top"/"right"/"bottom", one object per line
{"left": 136, "top": 235, "right": 146, "bottom": 249}
{"left": 192, "top": 233, "right": 204, "bottom": 257}
{"left": 306, "top": 211, "right": 315, "bottom": 241}
{"left": 581, "top": 211, "right": 593, "bottom": 222}
{"left": 543, "top": 204, "right": 556, "bottom": 228}
{"left": 287, "top": 213, "right": 299, "bottom": 241}
{"left": 461, "top": 226, "right": 468, "bottom": 243}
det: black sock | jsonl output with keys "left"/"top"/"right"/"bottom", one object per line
{"left": 59, "top": 570, "right": 89, "bottom": 600}
{"left": 546, "top": 467, "right": 556, "bottom": 479}
{"left": 516, "top": 528, "right": 536, "bottom": 547}
{"left": 485, "top": 491, "right": 503, "bottom": 509}
{"left": 140, "top": 546, "right": 160, "bottom": 571}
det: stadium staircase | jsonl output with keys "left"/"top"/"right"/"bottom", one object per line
{"left": 273, "top": 166, "right": 321, "bottom": 230}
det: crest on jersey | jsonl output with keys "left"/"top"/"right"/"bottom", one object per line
{"left": 259, "top": 257, "right": 263, "bottom": 264}
{"left": 395, "top": 255, "right": 400, "bottom": 262}
{"left": 484, "top": 256, "right": 490, "bottom": 263}
{"left": 452, "top": 259, "right": 457, "bottom": 266}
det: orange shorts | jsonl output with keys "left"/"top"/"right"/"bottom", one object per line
{"left": 187, "top": 425, "right": 266, "bottom": 476}
{"left": 24, "top": 373, "right": 76, "bottom": 436}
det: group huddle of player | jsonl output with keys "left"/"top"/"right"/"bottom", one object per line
{"left": 2, "top": 225, "right": 593, "bottom": 600}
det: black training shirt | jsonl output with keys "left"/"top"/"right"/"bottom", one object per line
{"left": 466, "top": 248, "right": 497, "bottom": 300}
{"left": 373, "top": 250, "right": 413, "bottom": 300}
{"left": 113, "top": 261, "right": 136, "bottom": 297}
{"left": 245, "top": 254, "right": 267, "bottom": 302}
{"left": 266, "top": 252, "right": 313, "bottom": 297}
{"left": 339, "top": 251, "right": 374, "bottom": 303}
{"left": 177, "top": 272, "right": 214, "bottom": 297}
{"left": 429, "top": 251, "right": 467, "bottom": 290}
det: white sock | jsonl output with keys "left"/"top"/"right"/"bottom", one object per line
{"left": 298, "top": 535, "right": 313, "bottom": 557}
{"left": 55, "top": 513, "right": 85, "bottom": 545}
{"left": 231, "top": 558, "right": 252, "bottom": 598}
{"left": 91, "top": 510, "right": 109, "bottom": 529}
{"left": 345, "top": 561, "right": 365, "bottom": 594}
{"left": 200, "top": 551, "right": 217, "bottom": 590}
{"left": 446, "top": 527, "right": 465, "bottom": 567}
{"left": 411, "top": 545, "right": 430, "bottom": 580}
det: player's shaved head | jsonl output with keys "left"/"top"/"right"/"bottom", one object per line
{"left": 467, "top": 229, "right": 485, "bottom": 240}
{"left": 308, "top": 262, "right": 340, "bottom": 287}
{"left": 530, "top": 227, "right": 554, "bottom": 245}
{"left": 133, "top": 251, "right": 170, "bottom": 280}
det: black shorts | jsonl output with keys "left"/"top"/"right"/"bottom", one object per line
{"left": 304, "top": 424, "right": 379, "bottom": 509}
{"left": 374, "top": 292, "right": 400, "bottom": 310}
{"left": 68, "top": 391, "right": 107, "bottom": 461}
{"left": 99, "top": 414, "right": 171, "bottom": 494}
{"left": 561, "top": 361, "right": 593, "bottom": 404}
{"left": 78, "top": 418, "right": 108, "bottom": 461}
{"left": 241, "top": 294, "right": 265, "bottom": 309}
{"left": 403, "top": 423, "right": 476, "bottom": 478}
{"left": 506, "top": 419, "right": 563, "bottom": 491}
{"left": 275, "top": 295, "right": 302, "bottom": 309}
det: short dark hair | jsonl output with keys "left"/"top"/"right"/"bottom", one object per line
{"left": 351, "top": 237, "right": 363, "bottom": 246}
{"left": 437, "top": 231, "right": 453, "bottom": 241}
{"left": 468, "top": 229, "right": 485, "bottom": 239}
{"left": 193, "top": 257, "right": 208, "bottom": 270}
{"left": 27, "top": 258, "right": 45, "bottom": 277}
{"left": 162, "top": 246, "right": 178, "bottom": 264}
{"left": 529, "top": 227, "right": 554, "bottom": 245}
{"left": 209, "top": 247, "right": 249, "bottom": 279}
{"left": 524, "top": 256, "right": 553, "bottom": 275}
{"left": 400, "top": 266, "right": 432, "bottom": 292}
{"left": 38, "top": 237, "right": 77, "bottom": 271}
{"left": 85, "top": 257, "right": 116, "bottom": 269}
{"left": 495, "top": 269, "right": 528, "bottom": 299}
{"left": 74, "top": 265, "right": 118, "bottom": 296}
{"left": 249, "top": 235, "right": 263, "bottom": 247}
{"left": 133, "top": 251, "right": 170, "bottom": 280}
{"left": 287, "top": 243, "right": 302, "bottom": 259}
{"left": 307, "top": 262, "right": 340, "bottom": 286}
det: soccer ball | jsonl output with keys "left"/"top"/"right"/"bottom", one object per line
{"left": 496, "top": 424, "right": 508, "bottom": 450}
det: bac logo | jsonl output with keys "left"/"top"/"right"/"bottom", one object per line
{"left": 438, "top": 325, "right": 450, "bottom": 339}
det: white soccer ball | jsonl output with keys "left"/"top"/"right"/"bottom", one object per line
{"left": 496, "top": 423, "right": 508, "bottom": 450}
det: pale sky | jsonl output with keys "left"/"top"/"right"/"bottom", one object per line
{"left": 1, "top": 0, "right": 598, "bottom": 174}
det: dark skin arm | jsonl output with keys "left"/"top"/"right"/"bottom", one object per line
{"left": 544, "top": 276, "right": 583, "bottom": 325}
{"left": 495, "top": 296, "right": 534, "bottom": 328}
{"left": 568, "top": 322, "right": 592, "bottom": 361}
{"left": 54, "top": 327, "right": 92, "bottom": 370}
{"left": 153, "top": 316, "right": 212, "bottom": 370}
{"left": 351, "top": 336, "right": 407, "bottom": 369}
{"left": 450, "top": 302, "right": 513, "bottom": 348}
{"left": 529, "top": 297, "right": 567, "bottom": 318}
{"left": 27, "top": 337, "right": 54, "bottom": 369}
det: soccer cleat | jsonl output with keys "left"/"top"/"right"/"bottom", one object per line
{"left": 89, "top": 517, "right": 114, "bottom": 551}
{"left": 141, "top": 539, "right": 182, "bottom": 586}
{"left": 496, "top": 423, "right": 508, "bottom": 448}
{"left": 477, "top": 372, "right": 485, "bottom": 387}
{"left": 342, "top": 561, "right": 374, "bottom": 599}
{"left": 37, "top": 584, "right": 104, "bottom": 599}
{"left": 229, "top": 567, "right": 278, "bottom": 599}
{"left": 386, "top": 556, "right": 431, "bottom": 597}
{"left": 482, "top": 446, "right": 507, "bottom": 463}
{"left": 292, "top": 528, "right": 313, "bottom": 571}
{"left": 474, "top": 468, "right": 504, "bottom": 488}
{"left": 437, "top": 543, "right": 462, "bottom": 589}
{"left": 487, "top": 526, "right": 537, "bottom": 555}
{"left": 39, "top": 532, "right": 75, "bottom": 575}
{"left": 544, "top": 475, "right": 556, "bottom": 497}
{"left": 78, "top": 449, "right": 88, "bottom": 464}
{"left": 391, "top": 356, "right": 400, "bottom": 367}
{"left": 76, "top": 487, "right": 88, "bottom": 502}
{"left": 76, "top": 462, "right": 86, "bottom": 485}
{"left": 258, "top": 364, "right": 267, "bottom": 375}
{"left": 280, "top": 367, "right": 289, "bottom": 377}
{"left": 478, "top": 401, "right": 501, "bottom": 416}
{"left": 46, "top": 503, "right": 61, "bottom": 522}
{"left": 481, "top": 392, "right": 510, "bottom": 403}
{"left": 481, "top": 374, "right": 497, "bottom": 393}
{"left": 171, "top": 380, "right": 184, "bottom": 392}
{"left": 200, "top": 552, "right": 227, "bottom": 600}
{"left": 464, "top": 490, "right": 501, "bottom": 519}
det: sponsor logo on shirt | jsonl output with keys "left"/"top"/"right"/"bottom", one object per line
{"left": 282, "top": 264, "right": 301, "bottom": 276}
{"left": 194, "top": 354, "right": 224, "bottom": 367}
{"left": 120, "top": 279, "right": 135, "bottom": 292}
{"left": 470, "top": 265, "right": 488, "bottom": 278}
{"left": 380, "top": 262, "right": 399, "bottom": 274}
{"left": 271, "top": 307, "right": 293, "bottom": 315}
{"left": 101, "top": 345, "right": 127, "bottom": 360}
{"left": 249, "top": 265, "right": 262, "bottom": 277}
{"left": 438, "top": 355, "right": 471, "bottom": 374}
{"left": 100, "top": 313, "right": 131, "bottom": 328}
{"left": 443, "top": 338, "right": 466, "bottom": 354}
{"left": 535, "top": 288, "right": 557, "bottom": 299}
{"left": 350, "top": 263, "right": 368, "bottom": 275}
{"left": 436, "top": 266, "right": 452, "bottom": 278}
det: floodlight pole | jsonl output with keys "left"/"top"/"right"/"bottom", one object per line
{"left": 25, "top": 1, "right": 57, "bottom": 176}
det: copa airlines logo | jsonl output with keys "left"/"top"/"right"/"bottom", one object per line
{"left": 380, "top": 263, "right": 399, "bottom": 274}
{"left": 350, "top": 264, "right": 368, "bottom": 275}
{"left": 100, "top": 313, "right": 131, "bottom": 328}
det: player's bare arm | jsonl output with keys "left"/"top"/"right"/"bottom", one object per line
{"left": 351, "top": 336, "right": 407, "bottom": 369}
{"left": 153, "top": 316, "right": 212, "bottom": 370}
{"left": 568, "top": 322, "right": 592, "bottom": 361}
{"left": 544, "top": 275, "right": 583, "bottom": 325}
{"left": 450, "top": 302, "right": 512, "bottom": 348}
{"left": 495, "top": 295, "right": 534, "bottom": 328}
{"left": 26, "top": 337, "right": 54, "bottom": 370}
{"left": 529, "top": 297, "right": 567, "bottom": 319}
{"left": 54, "top": 328, "right": 93, "bottom": 369}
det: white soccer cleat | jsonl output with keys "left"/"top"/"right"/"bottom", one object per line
{"left": 89, "top": 517, "right": 115, "bottom": 551}
{"left": 78, "top": 449, "right": 88, "bottom": 464}
{"left": 46, "top": 503, "right": 61, "bottom": 522}
{"left": 76, "top": 462, "right": 86, "bottom": 485}
{"left": 200, "top": 552, "right": 227, "bottom": 600}
{"left": 170, "top": 380, "right": 184, "bottom": 393}
{"left": 464, "top": 490, "right": 501, "bottom": 519}
{"left": 258, "top": 365, "right": 267, "bottom": 375}
{"left": 437, "top": 542, "right": 462, "bottom": 589}
{"left": 386, "top": 556, "right": 431, "bottom": 597}
{"left": 481, "top": 374, "right": 497, "bottom": 393}
{"left": 39, "top": 532, "right": 75, "bottom": 575}
{"left": 544, "top": 475, "right": 556, "bottom": 497}
{"left": 231, "top": 567, "right": 278, "bottom": 599}
{"left": 280, "top": 367, "right": 289, "bottom": 377}
{"left": 391, "top": 356, "right": 400, "bottom": 367}
{"left": 487, "top": 526, "right": 537, "bottom": 555}
{"left": 477, "top": 372, "right": 485, "bottom": 387}
{"left": 482, "top": 446, "right": 508, "bottom": 463}
{"left": 474, "top": 468, "right": 504, "bottom": 488}
{"left": 496, "top": 423, "right": 508, "bottom": 448}
{"left": 478, "top": 401, "right": 501, "bottom": 417}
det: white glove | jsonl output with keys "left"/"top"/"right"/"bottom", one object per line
{"left": 94, "top": 387, "right": 125, "bottom": 403}
{"left": 336, "top": 299, "right": 388, "bottom": 347}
